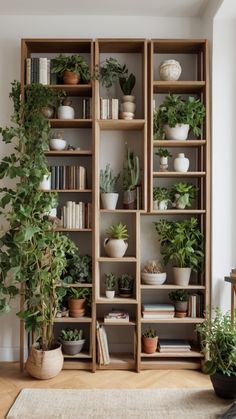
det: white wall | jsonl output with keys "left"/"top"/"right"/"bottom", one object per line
{"left": 0, "top": 14, "right": 209, "bottom": 361}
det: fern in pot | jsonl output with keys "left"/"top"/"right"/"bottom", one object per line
{"left": 104, "top": 222, "right": 129, "bottom": 258}
{"left": 59, "top": 328, "right": 85, "bottom": 356}
{"left": 100, "top": 164, "right": 120, "bottom": 209}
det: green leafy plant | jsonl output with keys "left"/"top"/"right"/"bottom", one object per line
{"left": 119, "top": 73, "right": 136, "bottom": 95}
{"left": 153, "top": 94, "right": 205, "bottom": 139}
{"left": 51, "top": 54, "right": 90, "bottom": 83}
{"left": 196, "top": 308, "right": 236, "bottom": 376}
{"left": 118, "top": 273, "right": 134, "bottom": 289}
{"left": 169, "top": 289, "right": 188, "bottom": 302}
{"left": 142, "top": 328, "right": 158, "bottom": 338}
{"left": 59, "top": 328, "right": 83, "bottom": 342}
{"left": 153, "top": 187, "right": 170, "bottom": 203}
{"left": 97, "top": 57, "right": 128, "bottom": 90}
{"left": 106, "top": 222, "right": 129, "bottom": 240}
{"left": 104, "top": 272, "right": 116, "bottom": 290}
{"left": 100, "top": 164, "right": 120, "bottom": 193}
{"left": 155, "top": 148, "right": 172, "bottom": 158}
{"left": 171, "top": 182, "right": 198, "bottom": 208}
{"left": 24, "top": 83, "right": 65, "bottom": 117}
{"left": 0, "top": 81, "right": 76, "bottom": 351}
{"left": 61, "top": 253, "right": 92, "bottom": 284}
{"left": 154, "top": 218, "right": 204, "bottom": 270}
{"left": 68, "top": 287, "right": 91, "bottom": 300}
{"left": 123, "top": 146, "right": 140, "bottom": 191}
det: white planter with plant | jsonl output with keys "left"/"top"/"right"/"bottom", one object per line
{"left": 100, "top": 164, "right": 120, "bottom": 210}
{"left": 141, "top": 260, "right": 167, "bottom": 285}
{"left": 123, "top": 146, "right": 140, "bottom": 209}
{"left": 60, "top": 328, "right": 85, "bottom": 355}
{"left": 171, "top": 182, "right": 198, "bottom": 209}
{"left": 169, "top": 289, "right": 188, "bottom": 317}
{"left": 49, "top": 130, "right": 67, "bottom": 151}
{"left": 174, "top": 153, "right": 190, "bottom": 172}
{"left": 153, "top": 187, "right": 170, "bottom": 211}
{"left": 39, "top": 173, "right": 51, "bottom": 190}
{"left": 153, "top": 94, "right": 205, "bottom": 140}
{"left": 154, "top": 218, "right": 204, "bottom": 286}
{"left": 104, "top": 222, "right": 128, "bottom": 258}
{"left": 104, "top": 272, "right": 116, "bottom": 298}
{"left": 155, "top": 148, "right": 172, "bottom": 171}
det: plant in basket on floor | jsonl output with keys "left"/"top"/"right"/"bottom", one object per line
{"left": 123, "top": 146, "right": 140, "bottom": 209}
{"left": 141, "top": 260, "right": 167, "bottom": 285}
{"left": 118, "top": 273, "right": 134, "bottom": 298}
{"left": 169, "top": 289, "right": 188, "bottom": 318}
{"left": 196, "top": 307, "right": 236, "bottom": 399}
{"left": 142, "top": 328, "right": 158, "bottom": 354}
{"left": 51, "top": 54, "right": 90, "bottom": 85}
{"left": 100, "top": 164, "right": 120, "bottom": 210}
{"left": 104, "top": 222, "right": 129, "bottom": 258}
{"left": 104, "top": 272, "right": 117, "bottom": 298}
{"left": 59, "top": 328, "right": 85, "bottom": 356}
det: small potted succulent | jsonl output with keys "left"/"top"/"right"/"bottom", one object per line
{"left": 169, "top": 289, "right": 188, "bottom": 318}
{"left": 141, "top": 260, "right": 167, "bottom": 285}
{"left": 59, "top": 328, "right": 85, "bottom": 355}
{"left": 68, "top": 287, "right": 91, "bottom": 318}
{"left": 171, "top": 182, "right": 198, "bottom": 209}
{"left": 100, "top": 164, "right": 120, "bottom": 209}
{"left": 119, "top": 73, "right": 136, "bottom": 119}
{"left": 118, "top": 273, "right": 134, "bottom": 298}
{"left": 142, "top": 328, "right": 158, "bottom": 354}
{"left": 155, "top": 148, "right": 172, "bottom": 171}
{"left": 51, "top": 54, "right": 90, "bottom": 85}
{"left": 123, "top": 146, "right": 140, "bottom": 209}
{"left": 153, "top": 187, "right": 170, "bottom": 211}
{"left": 104, "top": 222, "right": 129, "bottom": 258}
{"left": 104, "top": 272, "right": 117, "bottom": 298}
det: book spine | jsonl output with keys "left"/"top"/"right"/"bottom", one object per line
{"left": 51, "top": 166, "right": 55, "bottom": 189}
{"left": 39, "top": 57, "right": 48, "bottom": 85}
{"left": 26, "top": 58, "right": 31, "bottom": 84}
{"left": 47, "top": 59, "right": 51, "bottom": 85}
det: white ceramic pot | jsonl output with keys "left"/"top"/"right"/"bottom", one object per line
{"left": 153, "top": 200, "right": 159, "bottom": 210}
{"left": 174, "top": 153, "right": 190, "bottom": 172}
{"left": 122, "top": 95, "right": 135, "bottom": 103}
{"left": 160, "top": 156, "right": 168, "bottom": 166}
{"left": 159, "top": 60, "right": 182, "bottom": 81}
{"left": 105, "top": 290, "right": 115, "bottom": 298}
{"left": 141, "top": 272, "right": 167, "bottom": 285}
{"left": 39, "top": 174, "right": 51, "bottom": 190}
{"left": 58, "top": 105, "right": 75, "bottom": 120}
{"left": 49, "top": 138, "right": 67, "bottom": 151}
{"left": 122, "top": 102, "right": 136, "bottom": 113}
{"left": 101, "top": 193, "right": 119, "bottom": 210}
{"left": 172, "top": 267, "right": 191, "bottom": 286}
{"left": 159, "top": 200, "right": 168, "bottom": 210}
{"left": 104, "top": 238, "right": 128, "bottom": 258}
{"left": 163, "top": 124, "right": 190, "bottom": 141}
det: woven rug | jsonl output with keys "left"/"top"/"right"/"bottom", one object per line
{"left": 6, "top": 388, "right": 232, "bottom": 419}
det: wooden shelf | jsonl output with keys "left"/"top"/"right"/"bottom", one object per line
{"left": 140, "top": 284, "right": 205, "bottom": 290}
{"left": 41, "top": 189, "right": 92, "bottom": 193}
{"left": 56, "top": 283, "right": 92, "bottom": 288}
{"left": 49, "top": 119, "right": 92, "bottom": 128}
{"left": 153, "top": 171, "right": 206, "bottom": 178}
{"left": 98, "top": 257, "right": 137, "bottom": 263}
{"left": 54, "top": 316, "right": 92, "bottom": 323}
{"left": 148, "top": 209, "right": 206, "bottom": 215}
{"left": 140, "top": 359, "right": 201, "bottom": 370}
{"left": 98, "top": 119, "right": 145, "bottom": 130}
{"left": 141, "top": 350, "right": 204, "bottom": 358}
{"left": 63, "top": 352, "right": 92, "bottom": 359}
{"left": 63, "top": 359, "right": 92, "bottom": 370}
{"left": 99, "top": 319, "right": 136, "bottom": 326}
{"left": 55, "top": 228, "right": 92, "bottom": 232}
{"left": 141, "top": 317, "right": 204, "bottom": 324}
{"left": 100, "top": 209, "right": 142, "bottom": 213}
{"left": 153, "top": 140, "right": 206, "bottom": 147}
{"left": 49, "top": 84, "right": 92, "bottom": 96}
{"left": 45, "top": 150, "right": 92, "bottom": 156}
{"left": 153, "top": 81, "right": 205, "bottom": 93}
{"left": 96, "top": 297, "right": 138, "bottom": 304}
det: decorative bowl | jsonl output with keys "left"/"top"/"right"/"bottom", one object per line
{"left": 49, "top": 138, "right": 67, "bottom": 151}
{"left": 141, "top": 272, "right": 167, "bottom": 285}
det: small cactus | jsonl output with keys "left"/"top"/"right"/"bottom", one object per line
{"left": 100, "top": 164, "right": 120, "bottom": 193}
{"left": 123, "top": 146, "right": 140, "bottom": 191}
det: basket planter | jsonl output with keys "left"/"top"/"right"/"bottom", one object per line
{"left": 61, "top": 339, "right": 85, "bottom": 355}
{"left": 25, "top": 344, "right": 63, "bottom": 380}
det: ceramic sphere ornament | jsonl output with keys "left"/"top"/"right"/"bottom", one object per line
{"left": 159, "top": 60, "right": 182, "bottom": 81}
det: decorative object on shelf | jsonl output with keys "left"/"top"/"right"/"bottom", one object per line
{"left": 159, "top": 59, "right": 182, "bottom": 81}
{"left": 169, "top": 289, "right": 188, "bottom": 318}
{"left": 59, "top": 328, "right": 85, "bottom": 355}
{"left": 61, "top": 253, "right": 92, "bottom": 284}
{"left": 141, "top": 260, "right": 167, "bottom": 285}
{"left": 39, "top": 173, "right": 51, "bottom": 190}
{"left": 100, "top": 98, "right": 119, "bottom": 120}
{"left": 104, "top": 272, "right": 116, "bottom": 298}
{"left": 142, "top": 304, "right": 175, "bottom": 319}
{"left": 104, "top": 222, "right": 128, "bottom": 258}
{"left": 49, "top": 130, "right": 67, "bottom": 151}
{"left": 153, "top": 187, "right": 170, "bottom": 211}
{"left": 51, "top": 54, "right": 90, "bottom": 84}
{"left": 171, "top": 182, "right": 198, "bottom": 209}
{"left": 41, "top": 106, "right": 54, "bottom": 119}
{"left": 68, "top": 287, "right": 91, "bottom": 318}
{"left": 119, "top": 73, "right": 136, "bottom": 119}
{"left": 155, "top": 148, "right": 172, "bottom": 171}
{"left": 96, "top": 57, "right": 128, "bottom": 92}
{"left": 154, "top": 218, "right": 204, "bottom": 286}
{"left": 153, "top": 94, "right": 205, "bottom": 140}
{"left": 58, "top": 98, "right": 75, "bottom": 120}
{"left": 142, "top": 328, "right": 158, "bottom": 354}
{"left": 173, "top": 153, "right": 190, "bottom": 173}
{"left": 100, "top": 163, "right": 120, "bottom": 210}
{"left": 196, "top": 308, "right": 236, "bottom": 399}
{"left": 104, "top": 310, "right": 129, "bottom": 322}
{"left": 118, "top": 273, "right": 134, "bottom": 298}
{"left": 123, "top": 146, "right": 140, "bottom": 209}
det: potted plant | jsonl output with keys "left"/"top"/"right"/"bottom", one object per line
{"left": 97, "top": 57, "right": 128, "bottom": 93}
{"left": 153, "top": 187, "right": 170, "bottom": 211}
{"left": 0, "top": 81, "right": 77, "bottom": 379}
{"left": 51, "top": 54, "right": 90, "bottom": 85}
{"left": 59, "top": 328, "right": 85, "bottom": 355}
{"left": 196, "top": 308, "right": 236, "bottom": 399}
{"left": 142, "top": 328, "right": 158, "bottom": 354}
{"left": 154, "top": 218, "right": 204, "bottom": 286}
{"left": 123, "top": 146, "right": 140, "bottom": 209}
{"left": 100, "top": 164, "right": 120, "bottom": 209}
{"left": 24, "top": 82, "right": 65, "bottom": 119}
{"left": 169, "top": 289, "right": 188, "bottom": 318}
{"left": 153, "top": 93, "right": 205, "bottom": 140}
{"left": 104, "top": 222, "right": 129, "bottom": 258}
{"left": 119, "top": 73, "right": 136, "bottom": 119}
{"left": 155, "top": 148, "right": 172, "bottom": 171}
{"left": 67, "top": 287, "right": 91, "bottom": 318}
{"left": 61, "top": 252, "right": 92, "bottom": 284}
{"left": 171, "top": 182, "right": 198, "bottom": 209}
{"left": 141, "top": 260, "right": 167, "bottom": 285}
{"left": 104, "top": 272, "right": 116, "bottom": 298}
{"left": 118, "top": 273, "right": 134, "bottom": 298}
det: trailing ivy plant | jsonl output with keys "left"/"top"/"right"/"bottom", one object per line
{"left": 0, "top": 81, "right": 76, "bottom": 351}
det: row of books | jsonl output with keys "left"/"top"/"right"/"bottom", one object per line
{"left": 96, "top": 323, "right": 110, "bottom": 365}
{"left": 142, "top": 304, "right": 175, "bottom": 319}
{"left": 59, "top": 201, "right": 92, "bottom": 229}
{"left": 25, "top": 57, "right": 57, "bottom": 85}
{"left": 49, "top": 165, "right": 87, "bottom": 190}
{"left": 100, "top": 98, "right": 119, "bottom": 119}
{"left": 104, "top": 310, "right": 129, "bottom": 323}
{"left": 82, "top": 98, "right": 92, "bottom": 119}
{"left": 188, "top": 294, "right": 204, "bottom": 318}
{"left": 158, "top": 339, "right": 191, "bottom": 353}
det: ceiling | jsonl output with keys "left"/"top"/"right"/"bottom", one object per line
{"left": 0, "top": 0, "right": 210, "bottom": 16}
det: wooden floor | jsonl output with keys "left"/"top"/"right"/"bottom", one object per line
{"left": 0, "top": 362, "right": 211, "bottom": 418}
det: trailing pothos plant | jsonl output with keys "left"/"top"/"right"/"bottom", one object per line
{"left": 0, "top": 81, "right": 76, "bottom": 351}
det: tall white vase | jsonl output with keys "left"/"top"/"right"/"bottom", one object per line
{"left": 174, "top": 153, "right": 190, "bottom": 172}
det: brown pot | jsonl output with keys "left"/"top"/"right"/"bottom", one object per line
{"left": 68, "top": 298, "right": 86, "bottom": 318}
{"left": 25, "top": 344, "right": 63, "bottom": 380}
{"left": 142, "top": 336, "right": 158, "bottom": 354}
{"left": 63, "top": 70, "right": 80, "bottom": 85}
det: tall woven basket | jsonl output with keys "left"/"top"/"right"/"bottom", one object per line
{"left": 25, "top": 345, "right": 63, "bottom": 380}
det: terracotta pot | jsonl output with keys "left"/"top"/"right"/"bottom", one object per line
{"left": 63, "top": 70, "right": 80, "bottom": 85}
{"left": 25, "top": 344, "right": 63, "bottom": 380}
{"left": 68, "top": 298, "right": 86, "bottom": 318}
{"left": 142, "top": 336, "right": 158, "bottom": 354}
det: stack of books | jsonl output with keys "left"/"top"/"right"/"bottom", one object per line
{"left": 96, "top": 323, "right": 110, "bottom": 365}
{"left": 60, "top": 201, "right": 92, "bottom": 229}
{"left": 104, "top": 310, "right": 129, "bottom": 323}
{"left": 25, "top": 57, "right": 57, "bottom": 85}
{"left": 158, "top": 339, "right": 191, "bottom": 353}
{"left": 50, "top": 165, "right": 87, "bottom": 190}
{"left": 100, "top": 98, "right": 119, "bottom": 119}
{"left": 187, "top": 293, "right": 204, "bottom": 318}
{"left": 142, "top": 304, "right": 175, "bottom": 319}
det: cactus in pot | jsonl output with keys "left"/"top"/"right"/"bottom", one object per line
{"left": 123, "top": 146, "right": 140, "bottom": 209}
{"left": 100, "top": 164, "right": 120, "bottom": 209}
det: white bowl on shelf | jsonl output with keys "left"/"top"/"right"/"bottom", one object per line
{"left": 141, "top": 272, "right": 167, "bottom": 285}
{"left": 49, "top": 138, "right": 67, "bottom": 151}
